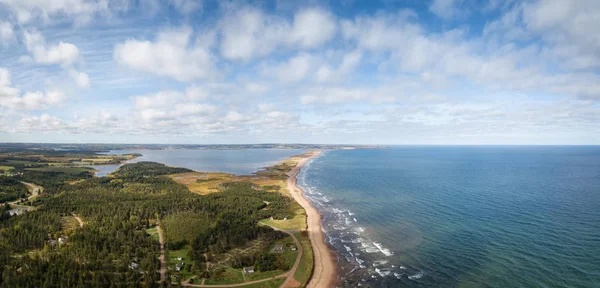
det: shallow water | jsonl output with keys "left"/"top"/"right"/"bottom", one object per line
{"left": 299, "top": 147, "right": 600, "bottom": 287}
{"left": 97, "top": 148, "right": 304, "bottom": 175}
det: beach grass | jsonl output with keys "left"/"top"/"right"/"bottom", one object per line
{"left": 293, "top": 231, "right": 314, "bottom": 287}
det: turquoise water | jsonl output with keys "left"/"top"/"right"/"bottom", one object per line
{"left": 299, "top": 147, "right": 600, "bottom": 287}
{"left": 97, "top": 148, "right": 304, "bottom": 176}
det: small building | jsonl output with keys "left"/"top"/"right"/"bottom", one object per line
{"left": 129, "top": 262, "right": 139, "bottom": 269}
{"left": 271, "top": 244, "right": 284, "bottom": 254}
{"left": 177, "top": 257, "right": 183, "bottom": 261}
{"left": 290, "top": 245, "right": 297, "bottom": 251}
{"left": 46, "top": 239, "right": 57, "bottom": 246}
{"left": 8, "top": 207, "right": 31, "bottom": 216}
{"left": 58, "top": 237, "right": 67, "bottom": 244}
{"left": 243, "top": 267, "right": 255, "bottom": 274}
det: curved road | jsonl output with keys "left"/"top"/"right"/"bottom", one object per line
{"left": 176, "top": 225, "right": 302, "bottom": 288}
{"left": 8, "top": 181, "right": 42, "bottom": 207}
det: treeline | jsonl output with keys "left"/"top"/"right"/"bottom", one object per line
{"left": 114, "top": 162, "right": 193, "bottom": 180}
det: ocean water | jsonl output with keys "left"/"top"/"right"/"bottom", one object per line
{"left": 96, "top": 148, "right": 304, "bottom": 176}
{"left": 299, "top": 147, "right": 600, "bottom": 287}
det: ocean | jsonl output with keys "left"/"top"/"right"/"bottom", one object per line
{"left": 298, "top": 147, "right": 600, "bottom": 287}
{"left": 95, "top": 148, "right": 304, "bottom": 176}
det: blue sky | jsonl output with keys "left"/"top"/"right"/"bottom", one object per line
{"left": 0, "top": 0, "right": 599, "bottom": 144}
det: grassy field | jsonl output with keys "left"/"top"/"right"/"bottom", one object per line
{"left": 0, "top": 166, "right": 14, "bottom": 171}
{"left": 170, "top": 171, "right": 291, "bottom": 197}
{"left": 245, "top": 270, "right": 284, "bottom": 281}
{"left": 166, "top": 245, "right": 194, "bottom": 280}
{"left": 293, "top": 231, "right": 314, "bottom": 287}
{"left": 204, "top": 267, "right": 245, "bottom": 285}
{"left": 60, "top": 216, "right": 80, "bottom": 231}
{"left": 259, "top": 203, "right": 307, "bottom": 231}
{"left": 3, "top": 160, "right": 37, "bottom": 165}
{"left": 145, "top": 227, "right": 159, "bottom": 241}
{"left": 241, "top": 278, "right": 286, "bottom": 288}
{"left": 26, "top": 167, "right": 92, "bottom": 174}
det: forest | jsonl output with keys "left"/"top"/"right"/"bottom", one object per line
{"left": 0, "top": 160, "right": 295, "bottom": 287}
{"left": 0, "top": 178, "right": 28, "bottom": 203}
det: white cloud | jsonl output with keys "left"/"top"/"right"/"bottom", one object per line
{"left": 316, "top": 50, "right": 361, "bottom": 82}
{"left": 263, "top": 53, "right": 314, "bottom": 83}
{"left": 0, "top": 0, "right": 137, "bottom": 25}
{"left": 0, "top": 21, "right": 14, "bottom": 44}
{"left": 0, "top": 0, "right": 108, "bottom": 24}
{"left": 0, "top": 68, "right": 66, "bottom": 110}
{"left": 341, "top": 11, "right": 421, "bottom": 51}
{"left": 23, "top": 30, "right": 80, "bottom": 66}
{"left": 219, "top": 6, "right": 336, "bottom": 61}
{"left": 429, "top": 0, "right": 464, "bottom": 20}
{"left": 114, "top": 26, "right": 215, "bottom": 82}
{"left": 288, "top": 8, "right": 337, "bottom": 49}
{"left": 69, "top": 69, "right": 90, "bottom": 88}
{"left": 300, "top": 86, "right": 394, "bottom": 105}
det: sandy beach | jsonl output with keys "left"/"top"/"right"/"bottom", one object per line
{"left": 287, "top": 150, "right": 337, "bottom": 287}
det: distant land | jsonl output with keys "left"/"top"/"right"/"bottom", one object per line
{"left": 0, "top": 143, "right": 386, "bottom": 152}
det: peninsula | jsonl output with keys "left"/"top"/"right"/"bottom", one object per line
{"left": 0, "top": 144, "right": 341, "bottom": 287}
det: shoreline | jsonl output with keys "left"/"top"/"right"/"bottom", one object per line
{"left": 287, "top": 150, "right": 337, "bottom": 287}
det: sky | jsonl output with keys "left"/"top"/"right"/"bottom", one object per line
{"left": 0, "top": 0, "right": 599, "bottom": 145}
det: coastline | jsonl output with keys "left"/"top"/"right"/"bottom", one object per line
{"left": 287, "top": 150, "right": 337, "bottom": 287}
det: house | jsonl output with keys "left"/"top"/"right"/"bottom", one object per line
{"left": 175, "top": 262, "right": 184, "bottom": 271}
{"left": 129, "top": 262, "right": 139, "bottom": 269}
{"left": 242, "top": 267, "right": 255, "bottom": 274}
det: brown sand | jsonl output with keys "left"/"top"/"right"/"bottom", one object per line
{"left": 287, "top": 150, "right": 336, "bottom": 288}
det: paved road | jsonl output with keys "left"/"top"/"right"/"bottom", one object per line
{"left": 8, "top": 181, "right": 42, "bottom": 207}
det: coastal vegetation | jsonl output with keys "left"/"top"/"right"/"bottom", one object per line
{"left": 0, "top": 146, "right": 317, "bottom": 287}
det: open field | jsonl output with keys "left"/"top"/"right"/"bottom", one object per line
{"left": 60, "top": 216, "right": 80, "bottom": 231}
{"left": 204, "top": 267, "right": 245, "bottom": 285}
{"left": 169, "top": 172, "right": 236, "bottom": 195}
{"left": 259, "top": 204, "right": 307, "bottom": 231}
{"left": 241, "top": 278, "right": 286, "bottom": 288}
{"left": 0, "top": 166, "right": 14, "bottom": 171}
{"left": 166, "top": 245, "right": 195, "bottom": 280}
{"left": 145, "top": 227, "right": 159, "bottom": 241}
